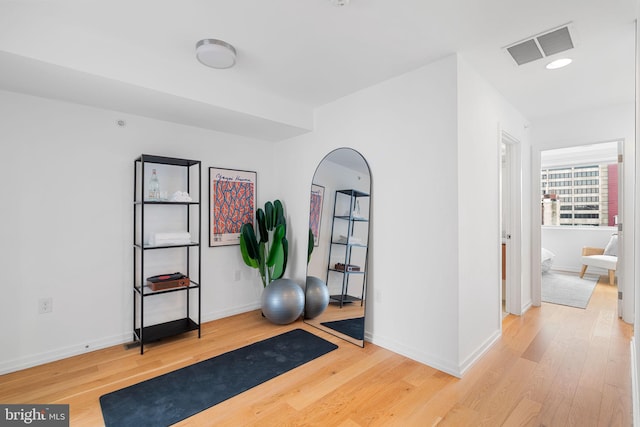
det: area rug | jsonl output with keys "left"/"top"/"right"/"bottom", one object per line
{"left": 100, "top": 329, "right": 337, "bottom": 427}
{"left": 541, "top": 272, "right": 598, "bottom": 309}
{"left": 321, "top": 317, "right": 364, "bottom": 340}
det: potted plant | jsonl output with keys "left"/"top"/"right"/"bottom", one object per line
{"left": 239, "top": 200, "right": 288, "bottom": 287}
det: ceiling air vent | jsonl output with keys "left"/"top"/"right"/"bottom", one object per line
{"left": 505, "top": 24, "right": 575, "bottom": 66}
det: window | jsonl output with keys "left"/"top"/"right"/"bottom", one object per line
{"left": 574, "top": 188, "right": 599, "bottom": 194}
{"left": 575, "top": 196, "right": 599, "bottom": 203}
{"left": 575, "top": 179, "right": 599, "bottom": 186}
{"left": 554, "top": 189, "right": 572, "bottom": 195}
{"left": 574, "top": 170, "right": 599, "bottom": 177}
{"left": 541, "top": 162, "right": 618, "bottom": 226}
{"left": 575, "top": 213, "right": 599, "bottom": 219}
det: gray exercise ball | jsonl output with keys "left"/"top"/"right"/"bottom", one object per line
{"left": 304, "top": 276, "right": 329, "bottom": 319}
{"left": 261, "top": 278, "right": 305, "bottom": 324}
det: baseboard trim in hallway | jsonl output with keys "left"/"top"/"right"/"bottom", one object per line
{"left": 632, "top": 338, "right": 639, "bottom": 427}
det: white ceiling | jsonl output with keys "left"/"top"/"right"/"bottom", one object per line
{"left": 0, "top": 0, "right": 636, "bottom": 141}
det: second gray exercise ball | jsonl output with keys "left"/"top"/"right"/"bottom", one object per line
{"left": 304, "top": 276, "right": 329, "bottom": 319}
{"left": 261, "top": 278, "right": 305, "bottom": 324}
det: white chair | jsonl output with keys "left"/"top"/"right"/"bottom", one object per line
{"left": 579, "top": 234, "right": 618, "bottom": 286}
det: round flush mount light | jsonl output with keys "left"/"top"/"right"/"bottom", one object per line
{"left": 546, "top": 58, "right": 572, "bottom": 70}
{"left": 196, "top": 39, "right": 236, "bottom": 69}
{"left": 332, "top": 0, "right": 350, "bottom": 6}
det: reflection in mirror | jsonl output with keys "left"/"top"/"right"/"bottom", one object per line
{"left": 304, "top": 148, "right": 371, "bottom": 347}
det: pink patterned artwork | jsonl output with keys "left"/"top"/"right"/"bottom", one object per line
{"left": 210, "top": 168, "right": 257, "bottom": 246}
{"left": 309, "top": 184, "right": 324, "bottom": 246}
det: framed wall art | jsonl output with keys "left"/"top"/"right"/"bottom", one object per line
{"left": 309, "top": 184, "right": 325, "bottom": 247}
{"left": 209, "top": 167, "right": 257, "bottom": 247}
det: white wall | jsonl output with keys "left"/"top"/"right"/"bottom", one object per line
{"left": 531, "top": 102, "right": 635, "bottom": 323}
{"left": 542, "top": 226, "right": 618, "bottom": 273}
{"left": 278, "top": 55, "right": 530, "bottom": 376}
{"left": 278, "top": 55, "right": 461, "bottom": 375}
{"left": 0, "top": 90, "right": 276, "bottom": 374}
{"left": 456, "top": 57, "right": 531, "bottom": 370}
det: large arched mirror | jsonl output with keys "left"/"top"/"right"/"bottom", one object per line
{"left": 304, "top": 148, "right": 371, "bottom": 347}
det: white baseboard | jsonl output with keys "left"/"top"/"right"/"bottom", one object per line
{"left": 0, "top": 303, "right": 262, "bottom": 376}
{"left": 549, "top": 265, "right": 581, "bottom": 274}
{"left": 370, "top": 332, "right": 462, "bottom": 377}
{"left": 632, "top": 338, "right": 639, "bottom": 427}
{"left": 0, "top": 332, "right": 130, "bottom": 376}
{"left": 549, "top": 266, "right": 607, "bottom": 276}
{"left": 370, "top": 327, "right": 501, "bottom": 379}
{"left": 458, "top": 329, "right": 502, "bottom": 377}
{"left": 202, "top": 302, "right": 261, "bottom": 323}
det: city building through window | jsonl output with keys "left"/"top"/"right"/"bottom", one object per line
{"left": 541, "top": 142, "right": 619, "bottom": 227}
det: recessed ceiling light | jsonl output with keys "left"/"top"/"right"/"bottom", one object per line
{"left": 546, "top": 58, "right": 572, "bottom": 70}
{"left": 195, "top": 39, "right": 236, "bottom": 69}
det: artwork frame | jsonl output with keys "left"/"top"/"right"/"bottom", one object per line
{"left": 209, "top": 167, "right": 257, "bottom": 247}
{"left": 309, "top": 184, "right": 325, "bottom": 247}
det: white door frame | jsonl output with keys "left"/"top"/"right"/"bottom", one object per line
{"left": 500, "top": 131, "right": 523, "bottom": 315}
{"left": 617, "top": 139, "right": 624, "bottom": 318}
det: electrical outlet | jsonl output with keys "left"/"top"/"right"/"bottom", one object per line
{"left": 38, "top": 297, "right": 53, "bottom": 314}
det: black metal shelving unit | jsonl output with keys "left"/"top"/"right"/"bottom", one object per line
{"left": 133, "top": 154, "right": 202, "bottom": 354}
{"left": 326, "top": 189, "right": 369, "bottom": 308}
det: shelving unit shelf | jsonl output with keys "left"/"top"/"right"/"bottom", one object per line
{"left": 133, "top": 154, "right": 202, "bottom": 354}
{"left": 326, "top": 189, "right": 370, "bottom": 308}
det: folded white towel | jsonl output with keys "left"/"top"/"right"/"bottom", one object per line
{"left": 155, "top": 232, "right": 191, "bottom": 240}
{"left": 154, "top": 239, "right": 192, "bottom": 246}
{"left": 338, "top": 235, "right": 362, "bottom": 244}
{"left": 150, "top": 232, "right": 191, "bottom": 246}
{"left": 170, "top": 191, "right": 193, "bottom": 202}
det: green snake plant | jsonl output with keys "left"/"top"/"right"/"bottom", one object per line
{"left": 308, "top": 228, "right": 314, "bottom": 264}
{"left": 239, "top": 200, "right": 288, "bottom": 287}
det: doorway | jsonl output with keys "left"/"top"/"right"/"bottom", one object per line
{"left": 538, "top": 140, "right": 623, "bottom": 316}
{"left": 500, "top": 131, "right": 522, "bottom": 316}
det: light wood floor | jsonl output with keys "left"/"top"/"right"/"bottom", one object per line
{"left": 0, "top": 276, "right": 633, "bottom": 426}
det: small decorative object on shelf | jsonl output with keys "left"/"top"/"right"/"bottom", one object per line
{"left": 170, "top": 191, "right": 192, "bottom": 202}
{"left": 146, "top": 272, "right": 190, "bottom": 291}
{"left": 352, "top": 200, "right": 362, "bottom": 219}
{"left": 334, "top": 263, "right": 361, "bottom": 272}
{"left": 148, "top": 168, "right": 160, "bottom": 200}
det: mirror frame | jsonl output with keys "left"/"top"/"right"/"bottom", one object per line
{"left": 303, "top": 147, "right": 371, "bottom": 347}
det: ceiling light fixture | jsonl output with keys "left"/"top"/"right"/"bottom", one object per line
{"left": 195, "top": 39, "right": 236, "bottom": 69}
{"left": 546, "top": 58, "right": 572, "bottom": 70}
{"left": 332, "top": 0, "right": 350, "bottom": 6}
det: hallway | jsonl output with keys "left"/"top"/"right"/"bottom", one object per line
{"left": 442, "top": 276, "right": 633, "bottom": 426}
